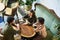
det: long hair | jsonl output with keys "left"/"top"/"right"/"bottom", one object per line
{"left": 24, "top": 10, "right": 37, "bottom": 25}
{"left": 29, "top": 10, "right": 37, "bottom": 24}
{"left": 30, "top": 10, "right": 36, "bottom": 18}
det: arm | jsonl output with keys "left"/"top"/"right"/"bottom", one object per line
{"left": 41, "top": 25, "right": 47, "bottom": 38}
{"left": 1, "top": 24, "right": 8, "bottom": 34}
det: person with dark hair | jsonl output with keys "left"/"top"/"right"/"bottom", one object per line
{"left": 38, "top": 17, "right": 45, "bottom": 24}
{"left": 21, "top": 10, "right": 37, "bottom": 40}
{"left": 7, "top": 16, "right": 14, "bottom": 24}
{"left": 33, "top": 17, "right": 47, "bottom": 40}
{"left": 2, "top": 16, "right": 20, "bottom": 40}
{"left": 24, "top": 10, "right": 37, "bottom": 26}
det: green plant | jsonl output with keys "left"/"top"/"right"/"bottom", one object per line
{"left": 54, "top": 24, "right": 60, "bottom": 40}
{"left": 54, "top": 24, "right": 60, "bottom": 31}
{"left": 19, "top": 0, "right": 36, "bottom": 10}
{"left": 26, "top": 0, "right": 36, "bottom": 5}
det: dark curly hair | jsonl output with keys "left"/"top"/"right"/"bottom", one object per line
{"left": 38, "top": 17, "right": 45, "bottom": 24}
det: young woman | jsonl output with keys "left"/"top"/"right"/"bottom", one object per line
{"left": 24, "top": 10, "right": 37, "bottom": 26}
{"left": 21, "top": 10, "right": 37, "bottom": 40}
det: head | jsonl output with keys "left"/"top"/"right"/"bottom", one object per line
{"left": 38, "top": 17, "right": 45, "bottom": 25}
{"left": 7, "top": 16, "right": 14, "bottom": 24}
{"left": 28, "top": 10, "right": 35, "bottom": 17}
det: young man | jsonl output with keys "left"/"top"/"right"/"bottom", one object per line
{"left": 2, "top": 16, "right": 19, "bottom": 40}
{"left": 33, "top": 17, "right": 47, "bottom": 40}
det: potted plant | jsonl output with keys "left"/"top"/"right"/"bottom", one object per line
{"left": 53, "top": 24, "right": 60, "bottom": 40}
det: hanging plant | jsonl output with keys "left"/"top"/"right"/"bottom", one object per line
{"left": 26, "top": 0, "right": 36, "bottom": 6}
{"left": 25, "top": 0, "right": 36, "bottom": 10}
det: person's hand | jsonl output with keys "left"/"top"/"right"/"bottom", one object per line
{"left": 34, "top": 28, "right": 40, "bottom": 32}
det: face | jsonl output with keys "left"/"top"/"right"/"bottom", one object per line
{"left": 35, "top": 22, "right": 43, "bottom": 29}
{"left": 28, "top": 12, "right": 33, "bottom": 17}
{"left": 11, "top": 20, "right": 15, "bottom": 24}
{"left": 36, "top": 20, "right": 43, "bottom": 26}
